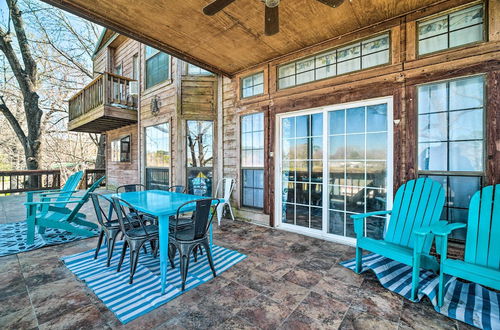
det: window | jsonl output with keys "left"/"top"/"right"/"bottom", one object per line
{"left": 241, "top": 113, "right": 264, "bottom": 208}
{"left": 418, "top": 4, "right": 484, "bottom": 56}
{"left": 145, "top": 46, "right": 170, "bottom": 89}
{"left": 187, "top": 63, "right": 212, "bottom": 75}
{"left": 186, "top": 121, "right": 214, "bottom": 196}
{"left": 417, "top": 75, "right": 485, "bottom": 240}
{"left": 145, "top": 123, "right": 170, "bottom": 189}
{"left": 278, "top": 33, "right": 390, "bottom": 89}
{"left": 241, "top": 72, "right": 264, "bottom": 98}
{"left": 110, "top": 136, "right": 131, "bottom": 162}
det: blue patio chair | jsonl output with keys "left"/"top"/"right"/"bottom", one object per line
{"left": 25, "top": 176, "right": 105, "bottom": 244}
{"left": 432, "top": 184, "right": 500, "bottom": 308}
{"left": 25, "top": 171, "right": 83, "bottom": 209}
{"left": 353, "top": 177, "right": 445, "bottom": 301}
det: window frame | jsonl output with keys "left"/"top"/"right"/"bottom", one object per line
{"left": 240, "top": 112, "right": 265, "bottom": 209}
{"left": 144, "top": 45, "right": 171, "bottom": 90}
{"left": 110, "top": 135, "right": 131, "bottom": 163}
{"left": 240, "top": 72, "right": 265, "bottom": 99}
{"left": 277, "top": 32, "right": 391, "bottom": 90}
{"left": 415, "top": 74, "right": 487, "bottom": 241}
{"left": 185, "top": 63, "right": 213, "bottom": 76}
{"left": 416, "top": 2, "right": 487, "bottom": 57}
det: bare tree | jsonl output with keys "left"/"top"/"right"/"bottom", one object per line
{"left": 0, "top": 0, "right": 42, "bottom": 170}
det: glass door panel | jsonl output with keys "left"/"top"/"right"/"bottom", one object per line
{"left": 327, "top": 103, "right": 388, "bottom": 240}
{"left": 281, "top": 113, "right": 324, "bottom": 230}
{"left": 186, "top": 120, "right": 214, "bottom": 196}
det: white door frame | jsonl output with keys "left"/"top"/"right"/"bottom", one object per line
{"left": 274, "top": 96, "right": 394, "bottom": 246}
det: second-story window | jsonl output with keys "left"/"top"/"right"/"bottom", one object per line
{"left": 241, "top": 113, "right": 264, "bottom": 208}
{"left": 418, "top": 4, "right": 484, "bottom": 56}
{"left": 145, "top": 46, "right": 170, "bottom": 89}
{"left": 241, "top": 72, "right": 264, "bottom": 98}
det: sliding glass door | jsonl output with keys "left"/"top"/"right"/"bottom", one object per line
{"left": 277, "top": 97, "right": 393, "bottom": 243}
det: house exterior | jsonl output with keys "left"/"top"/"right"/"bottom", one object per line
{"left": 66, "top": 0, "right": 500, "bottom": 245}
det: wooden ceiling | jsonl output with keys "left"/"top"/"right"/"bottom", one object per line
{"left": 43, "top": 0, "right": 446, "bottom": 76}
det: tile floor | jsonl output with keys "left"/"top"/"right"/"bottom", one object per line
{"left": 0, "top": 195, "right": 474, "bottom": 329}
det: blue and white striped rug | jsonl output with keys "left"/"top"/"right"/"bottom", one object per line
{"left": 341, "top": 254, "right": 500, "bottom": 330}
{"left": 62, "top": 241, "right": 246, "bottom": 324}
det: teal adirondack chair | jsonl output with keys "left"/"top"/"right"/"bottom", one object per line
{"left": 353, "top": 177, "right": 445, "bottom": 301}
{"left": 25, "top": 176, "right": 105, "bottom": 244}
{"left": 25, "top": 171, "right": 84, "bottom": 209}
{"left": 432, "top": 184, "right": 500, "bottom": 308}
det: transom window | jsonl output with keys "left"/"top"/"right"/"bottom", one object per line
{"left": 418, "top": 4, "right": 484, "bottom": 56}
{"left": 417, "top": 75, "right": 485, "bottom": 240}
{"left": 145, "top": 46, "right": 170, "bottom": 89}
{"left": 241, "top": 72, "right": 264, "bottom": 98}
{"left": 111, "top": 135, "right": 131, "bottom": 162}
{"left": 278, "top": 33, "right": 390, "bottom": 89}
{"left": 186, "top": 63, "right": 212, "bottom": 75}
{"left": 241, "top": 113, "right": 264, "bottom": 208}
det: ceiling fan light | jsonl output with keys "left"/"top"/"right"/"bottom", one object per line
{"left": 265, "top": 0, "right": 280, "bottom": 8}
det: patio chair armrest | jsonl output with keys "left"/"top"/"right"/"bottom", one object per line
{"left": 431, "top": 222, "right": 466, "bottom": 236}
{"left": 25, "top": 200, "right": 81, "bottom": 206}
{"left": 39, "top": 190, "right": 78, "bottom": 196}
{"left": 350, "top": 210, "right": 392, "bottom": 220}
{"left": 351, "top": 211, "right": 391, "bottom": 237}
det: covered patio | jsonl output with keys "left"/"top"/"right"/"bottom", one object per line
{"left": 0, "top": 194, "right": 467, "bottom": 329}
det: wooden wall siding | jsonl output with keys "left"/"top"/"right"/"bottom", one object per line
{"left": 93, "top": 50, "right": 107, "bottom": 76}
{"left": 221, "top": 0, "right": 500, "bottom": 226}
{"left": 180, "top": 76, "right": 217, "bottom": 116}
{"left": 105, "top": 124, "right": 139, "bottom": 189}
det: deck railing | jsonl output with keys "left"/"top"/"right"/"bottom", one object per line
{"left": 0, "top": 170, "right": 61, "bottom": 194}
{"left": 80, "top": 169, "right": 106, "bottom": 189}
{"left": 68, "top": 72, "right": 137, "bottom": 121}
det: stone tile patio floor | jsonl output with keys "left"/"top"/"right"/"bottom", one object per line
{"left": 0, "top": 194, "right": 474, "bottom": 329}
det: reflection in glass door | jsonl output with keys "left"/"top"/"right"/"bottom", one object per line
{"left": 282, "top": 113, "right": 324, "bottom": 230}
{"left": 278, "top": 98, "right": 392, "bottom": 242}
{"left": 186, "top": 121, "right": 213, "bottom": 196}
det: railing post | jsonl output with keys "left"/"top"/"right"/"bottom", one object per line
{"left": 103, "top": 73, "right": 109, "bottom": 105}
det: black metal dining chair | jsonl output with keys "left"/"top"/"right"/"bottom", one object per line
{"left": 90, "top": 193, "right": 124, "bottom": 267}
{"left": 168, "top": 198, "right": 220, "bottom": 290}
{"left": 112, "top": 196, "right": 159, "bottom": 284}
{"left": 116, "top": 184, "right": 146, "bottom": 193}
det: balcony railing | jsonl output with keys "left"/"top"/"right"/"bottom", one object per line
{"left": 68, "top": 72, "right": 137, "bottom": 121}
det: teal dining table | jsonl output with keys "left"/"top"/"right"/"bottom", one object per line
{"left": 109, "top": 190, "right": 222, "bottom": 294}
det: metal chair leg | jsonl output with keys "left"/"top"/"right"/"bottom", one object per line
{"left": 117, "top": 240, "right": 128, "bottom": 272}
{"left": 202, "top": 240, "right": 216, "bottom": 278}
{"left": 106, "top": 230, "right": 120, "bottom": 267}
{"left": 94, "top": 230, "right": 105, "bottom": 259}
{"left": 129, "top": 244, "right": 141, "bottom": 284}
{"left": 168, "top": 243, "right": 176, "bottom": 268}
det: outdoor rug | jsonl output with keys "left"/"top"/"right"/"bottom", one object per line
{"left": 341, "top": 253, "right": 500, "bottom": 330}
{"left": 62, "top": 241, "right": 247, "bottom": 324}
{"left": 0, "top": 221, "right": 98, "bottom": 257}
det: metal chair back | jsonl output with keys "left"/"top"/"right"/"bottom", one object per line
{"left": 116, "top": 184, "right": 146, "bottom": 193}
{"left": 172, "top": 198, "right": 220, "bottom": 240}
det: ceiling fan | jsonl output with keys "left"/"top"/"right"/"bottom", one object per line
{"left": 202, "top": 0, "right": 345, "bottom": 36}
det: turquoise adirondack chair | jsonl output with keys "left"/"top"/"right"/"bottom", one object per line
{"left": 353, "top": 177, "right": 446, "bottom": 301}
{"left": 432, "top": 184, "right": 500, "bottom": 308}
{"left": 25, "top": 171, "right": 84, "bottom": 208}
{"left": 25, "top": 176, "right": 105, "bottom": 244}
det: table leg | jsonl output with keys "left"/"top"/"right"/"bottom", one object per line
{"left": 158, "top": 215, "right": 169, "bottom": 294}
{"left": 209, "top": 222, "right": 213, "bottom": 247}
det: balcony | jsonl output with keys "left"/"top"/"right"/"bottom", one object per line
{"left": 68, "top": 72, "right": 138, "bottom": 133}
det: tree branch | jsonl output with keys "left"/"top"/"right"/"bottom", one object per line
{"left": 7, "top": 0, "right": 37, "bottom": 83}
{"left": 0, "top": 95, "right": 27, "bottom": 147}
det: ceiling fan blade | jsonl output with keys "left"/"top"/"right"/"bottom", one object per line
{"left": 203, "top": 0, "right": 237, "bottom": 15}
{"left": 315, "top": 0, "right": 345, "bottom": 8}
{"left": 265, "top": 5, "right": 279, "bottom": 36}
